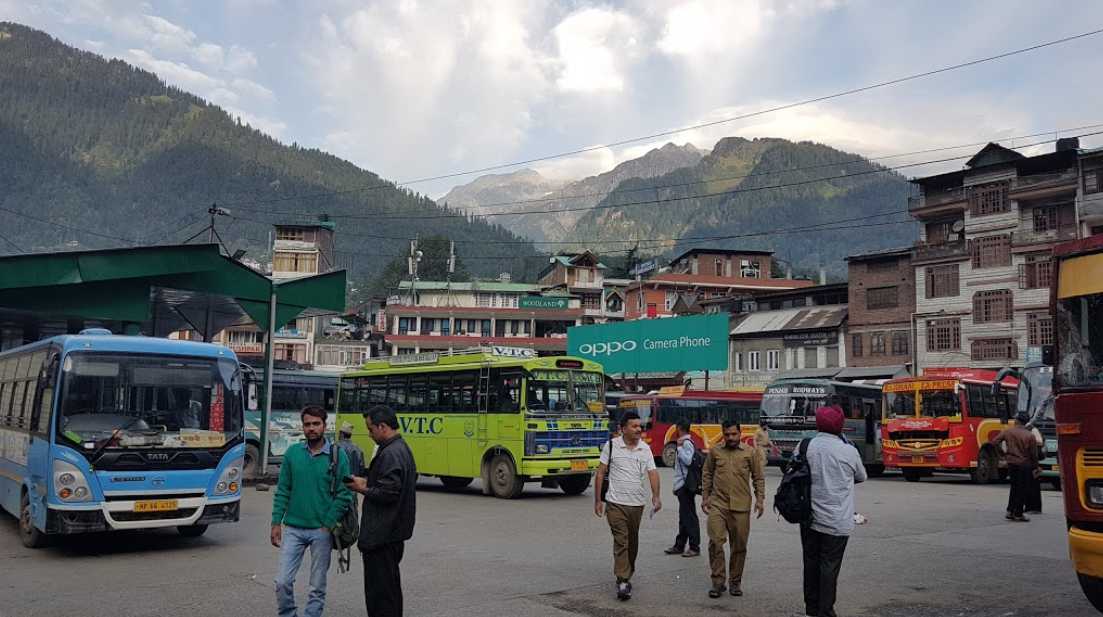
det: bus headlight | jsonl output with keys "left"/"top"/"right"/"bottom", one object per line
{"left": 53, "top": 459, "right": 92, "bottom": 502}
{"left": 1088, "top": 482, "right": 1103, "bottom": 508}
{"left": 215, "top": 458, "right": 244, "bottom": 495}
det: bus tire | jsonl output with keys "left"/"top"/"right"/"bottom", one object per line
{"left": 440, "top": 476, "right": 473, "bottom": 491}
{"left": 661, "top": 442, "right": 678, "bottom": 468}
{"left": 243, "top": 443, "right": 262, "bottom": 480}
{"left": 902, "top": 469, "right": 922, "bottom": 483}
{"left": 972, "top": 449, "right": 998, "bottom": 484}
{"left": 1079, "top": 573, "right": 1103, "bottom": 612}
{"left": 177, "top": 525, "right": 208, "bottom": 538}
{"left": 864, "top": 464, "right": 885, "bottom": 478}
{"left": 19, "top": 491, "right": 47, "bottom": 549}
{"left": 558, "top": 474, "right": 591, "bottom": 496}
{"left": 488, "top": 454, "right": 524, "bottom": 499}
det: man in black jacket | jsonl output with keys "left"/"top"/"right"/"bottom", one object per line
{"left": 345, "top": 405, "right": 417, "bottom": 617}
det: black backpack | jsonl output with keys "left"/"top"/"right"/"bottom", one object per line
{"left": 683, "top": 446, "right": 706, "bottom": 495}
{"left": 774, "top": 438, "right": 813, "bottom": 524}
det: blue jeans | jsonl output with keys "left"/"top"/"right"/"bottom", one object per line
{"left": 275, "top": 526, "right": 333, "bottom": 617}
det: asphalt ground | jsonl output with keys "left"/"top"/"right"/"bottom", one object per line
{"left": 0, "top": 468, "right": 1095, "bottom": 617}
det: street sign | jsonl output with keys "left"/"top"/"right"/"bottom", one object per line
{"left": 519, "top": 296, "right": 569, "bottom": 310}
{"left": 568, "top": 313, "right": 729, "bottom": 373}
{"left": 629, "top": 259, "right": 657, "bottom": 277}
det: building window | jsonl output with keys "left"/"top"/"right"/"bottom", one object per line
{"left": 971, "top": 234, "right": 1012, "bottom": 269}
{"left": 851, "top": 334, "right": 863, "bottom": 357}
{"left": 273, "top": 251, "right": 318, "bottom": 274}
{"left": 969, "top": 181, "right": 1010, "bottom": 216}
{"left": 397, "top": 317, "right": 414, "bottom": 335}
{"left": 476, "top": 293, "right": 493, "bottom": 307}
{"left": 715, "top": 259, "right": 724, "bottom": 277}
{"left": 825, "top": 346, "right": 839, "bottom": 368}
{"left": 924, "top": 220, "right": 958, "bottom": 245}
{"left": 870, "top": 333, "right": 886, "bottom": 356}
{"left": 740, "top": 259, "right": 761, "bottom": 278}
{"left": 1085, "top": 164, "right": 1102, "bottom": 194}
{"left": 636, "top": 291, "right": 644, "bottom": 312}
{"left": 767, "top": 350, "right": 780, "bottom": 371}
{"left": 748, "top": 351, "right": 761, "bottom": 371}
{"left": 276, "top": 228, "right": 307, "bottom": 242}
{"left": 926, "top": 264, "right": 960, "bottom": 298}
{"left": 1032, "top": 206, "right": 1059, "bottom": 233}
{"left": 733, "top": 352, "right": 743, "bottom": 373}
{"left": 1028, "top": 312, "right": 1054, "bottom": 346}
{"left": 973, "top": 289, "right": 1013, "bottom": 323}
{"left": 927, "top": 318, "right": 961, "bottom": 352}
{"left": 892, "top": 331, "right": 909, "bottom": 356}
{"left": 582, "top": 295, "right": 601, "bottom": 310}
{"left": 665, "top": 292, "right": 676, "bottom": 311}
{"left": 804, "top": 347, "right": 818, "bottom": 369}
{"left": 440, "top": 319, "right": 451, "bottom": 336}
{"left": 1019, "top": 253, "right": 1053, "bottom": 289}
{"left": 866, "top": 286, "right": 899, "bottom": 310}
{"left": 971, "top": 338, "right": 1018, "bottom": 362}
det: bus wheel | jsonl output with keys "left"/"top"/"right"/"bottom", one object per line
{"left": 661, "top": 442, "right": 678, "bottom": 468}
{"left": 971, "top": 450, "right": 997, "bottom": 484}
{"left": 177, "top": 525, "right": 208, "bottom": 538}
{"left": 489, "top": 455, "right": 524, "bottom": 499}
{"left": 440, "top": 476, "right": 473, "bottom": 491}
{"left": 243, "top": 444, "right": 261, "bottom": 480}
{"left": 19, "top": 492, "right": 47, "bottom": 549}
{"left": 902, "top": 469, "right": 922, "bottom": 483}
{"left": 558, "top": 474, "right": 591, "bottom": 496}
{"left": 1079, "top": 573, "right": 1103, "bottom": 612}
{"left": 865, "top": 464, "right": 885, "bottom": 478}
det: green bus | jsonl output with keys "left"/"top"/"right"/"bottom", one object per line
{"left": 336, "top": 346, "right": 607, "bottom": 499}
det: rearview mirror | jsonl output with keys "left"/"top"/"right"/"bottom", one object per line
{"left": 247, "top": 383, "right": 259, "bottom": 411}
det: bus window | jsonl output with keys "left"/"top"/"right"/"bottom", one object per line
{"left": 407, "top": 376, "right": 428, "bottom": 410}
{"left": 386, "top": 375, "right": 409, "bottom": 411}
{"left": 526, "top": 370, "right": 570, "bottom": 413}
{"left": 920, "top": 390, "right": 960, "bottom": 417}
{"left": 427, "top": 373, "right": 451, "bottom": 411}
{"left": 340, "top": 377, "right": 357, "bottom": 413}
{"left": 451, "top": 371, "right": 478, "bottom": 413}
{"left": 571, "top": 371, "right": 603, "bottom": 413}
{"left": 488, "top": 369, "right": 521, "bottom": 413}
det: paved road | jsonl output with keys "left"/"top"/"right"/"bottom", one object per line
{"left": 0, "top": 468, "right": 1094, "bottom": 617}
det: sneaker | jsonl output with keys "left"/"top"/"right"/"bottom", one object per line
{"left": 616, "top": 581, "right": 631, "bottom": 601}
{"left": 1013, "top": 515, "right": 1031, "bottom": 522}
{"left": 1005, "top": 512, "right": 1014, "bottom": 521}
{"left": 664, "top": 545, "right": 684, "bottom": 555}
{"left": 708, "top": 585, "right": 726, "bottom": 598}
{"left": 730, "top": 584, "right": 743, "bottom": 597}
{"left": 682, "top": 548, "right": 700, "bottom": 558}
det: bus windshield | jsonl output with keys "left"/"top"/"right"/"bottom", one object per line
{"left": 526, "top": 369, "right": 604, "bottom": 414}
{"left": 1057, "top": 294, "right": 1103, "bottom": 388}
{"left": 58, "top": 353, "right": 242, "bottom": 450}
{"left": 884, "top": 389, "right": 961, "bottom": 418}
{"left": 1019, "top": 366, "right": 1054, "bottom": 423}
{"left": 761, "top": 392, "right": 825, "bottom": 418}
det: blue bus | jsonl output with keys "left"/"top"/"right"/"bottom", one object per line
{"left": 241, "top": 366, "right": 340, "bottom": 478}
{"left": 0, "top": 330, "right": 245, "bottom": 547}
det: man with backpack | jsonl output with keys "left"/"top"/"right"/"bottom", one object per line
{"left": 664, "top": 419, "right": 701, "bottom": 558}
{"left": 701, "top": 419, "right": 765, "bottom": 599}
{"left": 800, "top": 404, "right": 867, "bottom": 617}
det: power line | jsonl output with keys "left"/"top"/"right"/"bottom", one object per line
{"left": 0, "top": 205, "right": 139, "bottom": 245}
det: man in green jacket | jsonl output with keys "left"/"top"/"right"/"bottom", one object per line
{"left": 271, "top": 405, "right": 354, "bottom": 617}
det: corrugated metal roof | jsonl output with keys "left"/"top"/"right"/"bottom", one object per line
{"left": 397, "top": 280, "right": 539, "bottom": 293}
{"left": 836, "top": 365, "right": 910, "bottom": 380}
{"left": 730, "top": 306, "right": 847, "bottom": 336}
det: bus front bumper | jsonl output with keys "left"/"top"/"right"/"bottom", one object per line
{"left": 521, "top": 458, "right": 597, "bottom": 478}
{"left": 47, "top": 496, "right": 240, "bottom": 534}
{"left": 1070, "top": 526, "right": 1103, "bottom": 579}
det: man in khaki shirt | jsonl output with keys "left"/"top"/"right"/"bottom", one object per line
{"left": 701, "top": 419, "right": 766, "bottom": 598}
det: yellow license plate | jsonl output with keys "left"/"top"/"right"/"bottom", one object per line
{"left": 911, "top": 456, "right": 925, "bottom": 464}
{"left": 570, "top": 460, "right": 589, "bottom": 472}
{"left": 134, "top": 499, "right": 178, "bottom": 513}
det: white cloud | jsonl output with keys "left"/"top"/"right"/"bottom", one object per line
{"left": 127, "top": 48, "right": 222, "bottom": 93}
{"left": 657, "top": 0, "right": 764, "bottom": 57}
{"left": 224, "top": 45, "right": 257, "bottom": 73}
{"left": 553, "top": 7, "right": 641, "bottom": 93}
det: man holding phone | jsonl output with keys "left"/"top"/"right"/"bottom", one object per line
{"left": 344, "top": 405, "right": 417, "bottom": 617}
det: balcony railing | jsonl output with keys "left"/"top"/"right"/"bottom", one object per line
{"left": 909, "top": 187, "right": 966, "bottom": 212}
{"left": 1010, "top": 170, "right": 1078, "bottom": 194}
{"left": 914, "top": 239, "right": 968, "bottom": 262}
{"left": 1012, "top": 226, "right": 1078, "bottom": 246}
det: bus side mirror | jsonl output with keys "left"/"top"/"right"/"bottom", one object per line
{"left": 247, "top": 383, "right": 259, "bottom": 411}
{"left": 1041, "top": 345, "right": 1054, "bottom": 366}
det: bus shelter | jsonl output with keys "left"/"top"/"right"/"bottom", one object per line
{"left": 0, "top": 243, "right": 347, "bottom": 474}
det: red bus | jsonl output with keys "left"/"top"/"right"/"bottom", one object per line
{"left": 1053, "top": 235, "right": 1103, "bottom": 611}
{"left": 881, "top": 368, "right": 1017, "bottom": 483}
{"left": 617, "top": 388, "right": 762, "bottom": 466}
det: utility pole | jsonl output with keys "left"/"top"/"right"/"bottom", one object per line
{"left": 407, "top": 237, "right": 422, "bottom": 306}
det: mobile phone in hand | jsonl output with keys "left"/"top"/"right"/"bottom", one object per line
{"left": 342, "top": 475, "right": 355, "bottom": 483}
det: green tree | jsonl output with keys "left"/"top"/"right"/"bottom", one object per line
{"left": 369, "top": 235, "right": 471, "bottom": 295}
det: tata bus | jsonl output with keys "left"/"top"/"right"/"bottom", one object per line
{"left": 336, "top": 346, "right": 606, "bottom": 499}
{"left": 1052, "top": 235, "right": 1103, "bottom": 610}
{"left": 616, "top": 388, "right": 762, "bottom": 466}
{"left": 881, "top": 368, "right": 1016, "bottom": 483}
{"left": 996, "top": 360, "right": 1060, "bottom": 489}
{"left": 759, "top": 379, "right": 884, "bottom": 473}
{"left": 241, "top": 366, "right": 340, "bottom": 478}
{"left": 0, "top": 330, "right": 245, "bottom": 547}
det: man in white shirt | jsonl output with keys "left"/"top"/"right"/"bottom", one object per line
{"left": 801, "top": 404, "right": 866, "bottom": 617}
{"left": 594, "top": 411, "right": 661, "bottom": 601}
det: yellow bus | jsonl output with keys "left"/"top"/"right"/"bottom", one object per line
{"left": 336, "top": 347, "right": 606, "bottom": 498}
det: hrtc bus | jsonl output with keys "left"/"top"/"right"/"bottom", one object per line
{"left": 616, "top": 389, "right": 762, "bottom": 467}
{"left": 241, "top": 367, "right": 340, "bottom": 478}
{"left": 759, "top": 379, "right": 884, "bottom": 473}
{"left": 0, "top": 331, "right": 245, "bottom": 547}
{"left": 996, "top": 361, "right": 1060, "bottom": 489}
{"left": 337, "top": 347, "right": 606, "bottom": 499}
{"left": 1052, "top": 236, "right": 1103, "bottom": 611}
{"left": 881, "top": 369, "right": 1016, "bottom": 483}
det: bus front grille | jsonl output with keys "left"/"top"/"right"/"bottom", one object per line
{"left": 111, "top": 508, "right": 199, "bottom": 522}
{"left": 1082, "top": 448, "right": 1103, "bottom": 468}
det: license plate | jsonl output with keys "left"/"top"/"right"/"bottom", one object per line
{"left": 134, "top": 499, "right": 178, "bottom": 513}
{"left": 911, "top": 456, "right": 925, "bottom": 464}
{"left": 570, "top": 460, "right": 588, "bottom": 472}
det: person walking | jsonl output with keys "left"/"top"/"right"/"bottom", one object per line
{"left": 271, "top": 405, "right": 355, "bottom": 617}
{"left": 1024, "top": 423, "right": 1044, "bottom": 514}
{"left": 701, "top": 419, "right": 765, "bottom": 599}
{"left": 345, "top": 405, "right": 417, "bottom": 617}
{"left": 801, "top": 405, "right": 867, "bottom": 617}
{"left": 337, "top": 421, "right": 366, "bottom": 475}
{"left": 593, "top": 410, "right": 661, "bottom": 601}
{"left": 664, "top": 418, "right": 701, "bottom": 558}
{"left": 993, "top": 412, "right": 1040, "bottom": 522}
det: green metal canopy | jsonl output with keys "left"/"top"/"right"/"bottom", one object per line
{"left": 0, "top": 243, "right": 346, "bottom": 341}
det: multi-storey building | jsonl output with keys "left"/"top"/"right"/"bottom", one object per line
{"left": 538, "top": 251, "right": 625, "bottom": 323}
{"left": 383, "top": 279, "right": 583, "bottom": 355}
{"left": 1079, "top": 146, "right": 1103, "bottom": 236}
{"left": 910, "top": 140, "right": 1080, "bottom": 371}
{"left": 624, "top": 248, "right": 813, "bottom": 320}
{"left": 845, "top": 247, "right": 914, "bottom": 370}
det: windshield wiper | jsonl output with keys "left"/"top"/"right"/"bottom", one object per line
{"left": 89, "top": 416, "right": 146, "bottom": 460}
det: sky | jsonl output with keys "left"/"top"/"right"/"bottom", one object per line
{"left": 3, "top": 0, "right": 1103, "bottom": 198}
